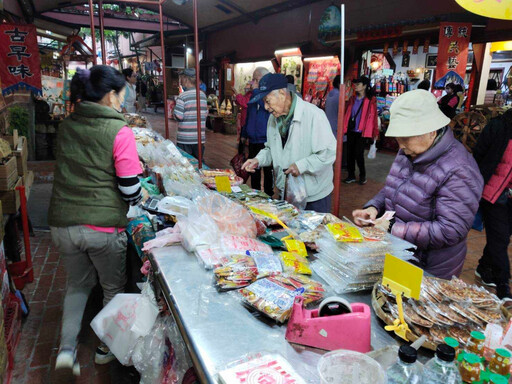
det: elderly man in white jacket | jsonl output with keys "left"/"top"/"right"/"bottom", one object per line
{"left": 242, "top": 73, "right": 337, "bottom": 213}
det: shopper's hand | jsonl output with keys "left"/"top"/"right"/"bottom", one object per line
{"left": 240, "top": 137, "right": 247, "bottom": 145}
{"left": 242, "top": 158, "right": 259, "bottom": 173}
{"left": 122, "top": 107, "right": 127, "bottom": 113}
{"left": 375, "top": 218, "right": 390, "bottom": 232}
{"left": 352, "top": 206, "right": 378, "bottom": 226}
{"left": 284, "top": 164, "right": 300, "bottom": 177}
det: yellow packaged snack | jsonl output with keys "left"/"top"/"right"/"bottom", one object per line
{"left": 280, "top": 252, "right": 312, "bottom": 275}
{"left": 284, "top": 239, "right": 308, "bottom": 257}
{"left": 326, "top": 223, "right": 364, "bottom": 243}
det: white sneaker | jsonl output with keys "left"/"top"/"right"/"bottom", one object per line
{"left": 95, "top": 343, "right": 116, "bottom": 365}
{"left": 55, "top": 347, "right": 80, "bottom": 376}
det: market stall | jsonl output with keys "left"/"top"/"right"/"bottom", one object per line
{"left": 86, "top": 119, "right": 510, "bottom": 384}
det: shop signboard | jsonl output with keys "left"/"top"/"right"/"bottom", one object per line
{"left": 456, "top": 0, "right": 512, "bottom": 20}
{"left": 0, "top": 24, "right": 41, "bottom": 96}
{"left": 435, "top": 22, "right": 471, "bottom": 87}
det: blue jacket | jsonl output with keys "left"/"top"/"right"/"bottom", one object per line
{"left": 241, "top": 89, "right": 270, "bottom": 144}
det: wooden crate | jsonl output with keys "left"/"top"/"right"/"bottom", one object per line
{"left": 0, "top": 157, "right": 17, "bottom": 180}
{"left": 14, "top": 136, "right": 27, "bottom": 176}
{"left": 0, "top": 169, "right": 18, "bottom": 191}
{"left": 0, "top": 177, "right": 21, "bottom": 214}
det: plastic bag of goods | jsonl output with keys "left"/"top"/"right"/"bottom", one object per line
{"left": 239, "top": 274, "right": 324, "bottom": 323}
{"left": 178, "top": 213, "right": 219, "bottom": 252}
{"left": 91, "top": 283, "right": 159, "bottom": 365}
{"left": 213, "top": 251, "right": 282, "bottom": 291}
{"left": 285, "top": 174, "right": 308, "bottom": 211}
{"left": 195, "top": 193, "right": 257, "bottom": 238}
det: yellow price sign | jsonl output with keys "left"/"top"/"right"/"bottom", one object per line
{"left": 215, "top": 176, "right": 232, "bottom": 193}
{"left": 382, "top": 254, "right": 423, "bottom": 341}
{"left": 456, "top": 0, "right": 512, "bottom": 20}
{"left": 284, "top": 239, "right": 308, "bottom": 257}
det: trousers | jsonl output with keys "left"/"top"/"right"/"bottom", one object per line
{"left": 347, "top": 131, "right": 366, "bottom": 179}
{"left": 478, "top": 198, "right": 512, "bottom": 284}
{"left": 177, "top": 143, "right": 205, "bottom": 161}
{"left": 305, "top": 194, "right": 332, "bottom": 214}
{"left": 51, "top": 226, "right": 127, "bottom": 349}
{"left": 249, "top": 142, "right": 274, "bottom": 196}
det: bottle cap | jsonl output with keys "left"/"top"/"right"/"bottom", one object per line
{"left": 463, "top": 353, "right": 480, "bottom": 365}
{"left": 436, "top": 344, "right": 455, "bottom": 362}
{"left": 489, "top": 373, "right": 508, "bottom": 384}
{"left": 398, "top": 345, "right": 417, "bottom": 364}
{"left": 444, "top": 337, "right": 459, "bottom": 349}
{"left": 495, "top": 348, "right": 512, "bottom": 358}
{"left": 470, "top": 331, "right": 485, "bottom": 341}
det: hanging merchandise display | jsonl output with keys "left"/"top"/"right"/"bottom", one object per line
{"left": 302, "top": 57, "right": 340, "bottom": 108}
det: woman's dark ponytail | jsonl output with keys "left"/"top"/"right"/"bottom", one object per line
{"left": 70, "top": 65, "right": 125, "bottom": 104}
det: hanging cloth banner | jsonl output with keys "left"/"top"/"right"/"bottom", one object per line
{"left": 0, "top": 24, "right": 42, "bottom": 96}
{"left": 435, "top": 22, "right": 471, "bottom": 87}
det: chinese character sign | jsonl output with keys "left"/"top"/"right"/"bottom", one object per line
{"left": 0, "top": 24, "right": 42, "bottom": 95}
{"left": 435, "top": 22, "right": 471, "bottom": 85}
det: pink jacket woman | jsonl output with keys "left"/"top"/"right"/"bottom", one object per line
{"left": 343, "top": 96, "right": 379, "bottom": 139}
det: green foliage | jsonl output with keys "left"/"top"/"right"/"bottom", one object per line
{"left": 7, "top": 106, "right": 29, "bottom": 138}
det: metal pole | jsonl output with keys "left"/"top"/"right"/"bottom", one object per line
{"left": 98, "top": 0, "right": 106, "bottom": 65}
{"left": 159, "top": 1, "right": 169, "bottom": 139}
{"left": 193, "top": 0, "right": 202, "bottom": 168}
{"left": 88, "top": 0, "right": 97, "bottom": 65}
{"left": 332, "top": 3, "right": 345, "bottom": 216}
{"left": 16, "top": 185, "right": 33, "bottom": 283}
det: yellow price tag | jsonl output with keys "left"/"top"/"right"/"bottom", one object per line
{"left": 382, "top": 253, "right": 423, "bottom": 300}
{"left": 284, "top": 239, "right": 308, "bottom": 257}
{"left": 215, "top": 176, "right": 232, "bottom": 193}
{"left": 382, "top": 254, "right": 424, "bottom": 342}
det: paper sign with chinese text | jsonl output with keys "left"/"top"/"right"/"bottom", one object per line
{"left": 0, "top": 24, "right": 41, "bottom": 95}
{"left": 435, "top": 22, "right": 471, "bottom": 86}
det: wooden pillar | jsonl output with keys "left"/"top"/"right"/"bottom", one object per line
{"left": 468, "top": 43, "right": 492, "bottom": 106}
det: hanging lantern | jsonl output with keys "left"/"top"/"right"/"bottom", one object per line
{"left": 383, "top": 42, "right": 389, "bottom": 54}
{"left": 412, "top": 39, "right": 420, "bottom": 54}
{"left": 402, "top": 40, "right": 408, "bottom": 53}
{"left": 423, "top": 38, "right": 430, "bottom": 53}
{"left": 393, "top": 41, "right": 399, "bottom": 56}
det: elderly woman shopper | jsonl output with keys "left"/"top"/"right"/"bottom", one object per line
{"left": 49, "top": 65, "right": 143, "bottom": 374}
{"left": 242, "top": 73, "right": 336, "bottom": 213}
{"left": 121, "top": 68, "right": 138, "bottom": 113}
{"left": 353, "top": 90, "right": 483, "bottom": 279}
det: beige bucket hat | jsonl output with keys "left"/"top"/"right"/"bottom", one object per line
{"left": 385, "top": 89, "right": 451, "bottom": 137}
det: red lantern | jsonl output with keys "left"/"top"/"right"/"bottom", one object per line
{"left": 403, "top": 40, "right": 408, "bottom": 53}
{"left": 392, "top": 41, "right": 399, "bottom": 56}
{"left": 383, "top": 42, "right": 389, "bottom": 54}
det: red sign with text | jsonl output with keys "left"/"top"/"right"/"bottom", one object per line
{"left": 0, "top": 24, "right": 42, "bottom": 95}
{"left": 435, "top": 22, "right": 471, "bottom": 86}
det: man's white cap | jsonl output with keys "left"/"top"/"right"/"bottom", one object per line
{"left": 385, "top": 89, "right": 451, "bottom": 137}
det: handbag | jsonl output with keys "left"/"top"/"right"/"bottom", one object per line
{"left": 230, "top": 141, "right": 250, "bottom": 182}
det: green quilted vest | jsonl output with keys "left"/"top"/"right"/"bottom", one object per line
{"left": 48, "top": 102, "right": 129, "bottom": 228}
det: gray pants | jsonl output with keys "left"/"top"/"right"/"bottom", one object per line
{"left": 51, "top": 226, "right": 128, "bottom": 349}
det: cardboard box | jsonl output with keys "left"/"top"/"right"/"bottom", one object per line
{"left": 0, "top": 169, "right": 17, "bottom": 191}
{"left": 22, "top": 171, "right": 34, "bottom": 200}
{"left": 0, "top": 129, "right": 18, "bottom": 149}
{"left": 0, "top": 177, "right": 21, "bottom": 214}
{"left": 14, "top": 136, "right": 27, "bottom": 176}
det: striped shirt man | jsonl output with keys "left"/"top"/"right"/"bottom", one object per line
{"left": 174, "top": 89, "right": 208, "bottom": 145}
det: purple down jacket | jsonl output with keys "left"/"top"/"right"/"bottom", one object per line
{"left": 365, "top": 129, "right": 483, "bottom": 279}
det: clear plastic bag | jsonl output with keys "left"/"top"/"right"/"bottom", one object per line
{"left": 285, "top": 175, "right": 307, "bottom": 210}
{"left": 368, "top": 141, "right": 377, "bottom": 159}
{"left": 178, "top": 213, "right": 219, "bottom": 252}
{"left": 131, "top": 316, "right": 193, "bottom": 384}
{"left": 90, "top": 282, "right": 159, "bottom": 365}
{"left": 195, "top": 193, "right": 257, "bottom": 238}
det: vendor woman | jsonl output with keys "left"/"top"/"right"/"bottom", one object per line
{"left": 353, "top": 90, "right": 483, "bottom": 279}
{"left": 48, "top": 65, "right": 143, "bottom": 375}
